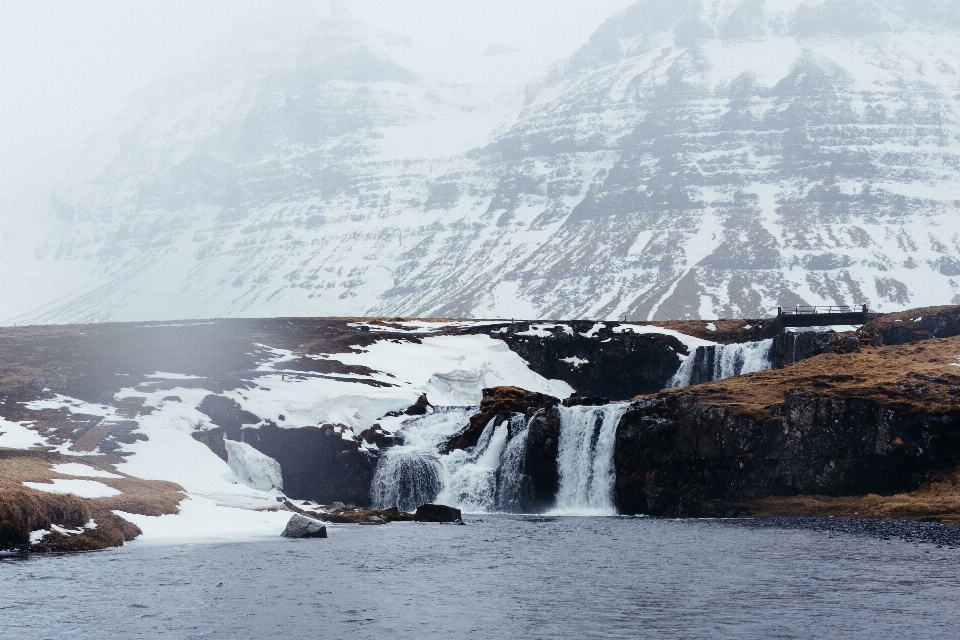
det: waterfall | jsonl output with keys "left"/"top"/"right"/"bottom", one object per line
{"left": 669, "top": 338, "right": 774, "bottom": 388}
{"left": 550, "top": 403, "right": 629, "bottom": 516}
{"left": 371, "top": 409, "right": 535, "bottom": 514}
{"left": 370, "top": 407, "right": 473, "bottom": 512}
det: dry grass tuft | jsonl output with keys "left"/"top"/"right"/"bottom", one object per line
{"left": 0, "top": 449, "right": 184, "bottom": 551}
{"left": 657, "top": 335, "right": 960, "bottom": 417}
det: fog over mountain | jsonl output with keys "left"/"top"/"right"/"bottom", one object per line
{"left": 5, "top": 0, "right": 960, "bottom": 324}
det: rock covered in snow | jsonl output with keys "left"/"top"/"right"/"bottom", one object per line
{"left": 281, "top": 514, "right": 327, "bottom": 538}
{"left": 224, "top": 439, "right": 284, "bottom": 492}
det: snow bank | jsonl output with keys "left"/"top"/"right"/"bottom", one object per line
{"left": 114, "top": 496, "right": 293, "bottom": 545}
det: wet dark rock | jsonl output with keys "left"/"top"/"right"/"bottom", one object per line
{"left": 239, "top": 423, "right": 377, "bottom": 506}
{"left": 162, "top": 396, "right": 182, "bottom": 403}
{"left": 191, "top": 427, "right": 228, "bottom": 461}
{"left": 404, "top": 393, "right": 431, "bottom": 415}
{"left": 860, "top": 305, "right": 960, "bottom": 346}
{"left": 281, "top": 514, "right": 327, "bottom": 538}
{"left": 444, "top": 386, "right": 559, "bottom": 452}
{"left": 196, "top": 394, "right": 261, "bottom": 439}
{"left": 614, "top": 392, "right": 960, "bottom": 517}
{"left": 27, "top": 377, "right": 44, "bottom": 392}
{"left": 523, "top": 406, "right": 562, "bottom": 511}
{"left": 770, "top": 331, "right": 860, "bottom": 367}
{"left": 360, "top": 515, "right": 386, "bottom": 525}
{"left": 414, "top": 504, "right": 462, "bottom": 523}
{"left": 494, "top": 324, "right": 686, "bottom": 400}
{"left": 359, "top": 423, "right": 400, "bottom": 449}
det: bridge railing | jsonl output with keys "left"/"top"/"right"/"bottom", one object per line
{"left": 778, "top": 305, "right": 868, "bottom": 316}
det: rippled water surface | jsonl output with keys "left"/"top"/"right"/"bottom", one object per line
{"left": 3, "top": 516, "right": 960, "bottom": 639}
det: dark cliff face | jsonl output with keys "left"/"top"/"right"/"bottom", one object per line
{"left": 441, "top": 386, "right": 562, "bottom": 513}
{"left": 494, "top": 323, "right": 686, "bottom": 400}
{"left": 195, "top": 393, "right": 377, "bottom": 505}
{"left": 769, "top": 331, "right": 861, "bottom": 368}
{"left": 860, "top": 306, "right": 960, "bottom": 346}
{"left": 615, "top": 392, "right": 960, "bottom": 517}
{"left": 240, "top": 423, "right": 377, "bottom": 506}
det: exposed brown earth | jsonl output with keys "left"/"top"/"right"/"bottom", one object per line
{"left": 0, "top": 449, "right": 184, "bottom": 552}
{"left": 657, "top": 335, "right": 960, "bottom": 417}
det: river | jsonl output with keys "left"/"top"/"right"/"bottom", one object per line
{"left": 2, "top": 515, "right": 959, "bottom": 639}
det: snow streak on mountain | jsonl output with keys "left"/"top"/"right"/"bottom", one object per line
{"left": 14, "top": 0, "right": 960, "bottom": 324}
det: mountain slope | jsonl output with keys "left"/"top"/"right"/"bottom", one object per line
{"left": 10, "top": 0, "right": 960, "bottom": 324}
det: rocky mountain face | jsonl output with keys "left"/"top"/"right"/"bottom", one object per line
{"left": 14, "top": 0, "right": 960, "bottom": 324}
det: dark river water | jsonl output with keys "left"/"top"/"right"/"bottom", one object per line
{"left": 2, "top": 516, "right": 959, "bottom": 639}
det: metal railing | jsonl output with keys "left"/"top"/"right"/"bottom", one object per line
{"left": 778, "top": 305, "right": 868, "bottom": 316}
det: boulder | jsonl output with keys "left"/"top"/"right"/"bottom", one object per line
{"left": 359, "top": 515, "right": 386, "bottom": 525}
{"left": 27, "top": 377, "right": 44, "bottom": 391}
{"left": 281, "top": 514, "right": 327, "bottom": 538}
{"left": 52, "top": 375, "right": 69, "bottom": 392}
{"left": 414, "top": 503, "right": 462, "bottom": 523}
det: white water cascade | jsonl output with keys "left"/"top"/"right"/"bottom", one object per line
{"left": 370, "top": 407, "right": 535, "bottom": 513}
{"left": 669, "top": 338, "right": 775, "bottom": 388}
{"left": 550, "top": 403, "right": 630, "bottom": 516}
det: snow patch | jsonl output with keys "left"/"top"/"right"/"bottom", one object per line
{"left": 51, "top": 463, "right": 123, "bottom": 479}
{"left": 23, "top": 479, "right": 121, "bottom": 498}
{"left": 561, "top": 357, "right": 589, "bottom": 369}
{"left": 0, "top": 418, "right": 47, "bottom": 450}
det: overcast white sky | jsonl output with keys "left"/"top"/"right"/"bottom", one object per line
{"left": 0, "top": 0, "right": 635, "bottom": 169}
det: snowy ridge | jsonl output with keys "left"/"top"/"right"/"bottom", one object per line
{"left": 6, "top": 0, "right": 960, "bottom": 324}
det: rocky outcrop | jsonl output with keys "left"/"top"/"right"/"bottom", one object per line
{"left": 614, "top": 391, "right": 960, "bottom": 517}
{"left": 413, "top": 504, "right": 462, "bottom": 523}
{"left": 239, "top": 423, "right": 377, "bottom": 506}
{"left": 859, "top": 306, "right": 960, "bottom": 346}
{"left": 770, "top": 331, "right": 860, "bottom": 368}
{"left": 443, "top": 386, "right": 559, "bottom": 452}
{"left": 495, "top": 324, "right": 685, "bottom": 400}
{"left": 196, "top": 394, "right": 261, "bottom": 440}
{"left": 281, "top": 514, "right": 327, "bottom": 538}
{"left": 522, "top": 405, "right": 562, "bottom": 512}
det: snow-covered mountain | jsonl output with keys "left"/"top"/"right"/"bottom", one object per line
{"left": 10, "top": 0, "right": 960, "bottom": 324}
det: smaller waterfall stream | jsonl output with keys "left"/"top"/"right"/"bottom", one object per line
{"left": 371, "top": 408, "right": 536, "bottom": 513}
{"left": 669, "top": 338, "right": 774, "bottom": 388}
{"left": 550, "top": 403, "right": 630, "bottom": 516}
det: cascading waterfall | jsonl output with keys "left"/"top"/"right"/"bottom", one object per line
{"left": 550, "top": 403, "right": 630, "bottom": 516}
{"left": 371, "top": 409, "right": 535, "bottom": 514}
{"left": 370, "top": 407, "right": 473, "bottom": 512}
{"left": 669, "top": 338, "right": 774, "bottom": 388}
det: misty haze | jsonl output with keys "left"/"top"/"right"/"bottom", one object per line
{"left": 2, "top": 2, "right": 960, "bottom": 638}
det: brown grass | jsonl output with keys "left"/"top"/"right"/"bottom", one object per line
{"left": 744, "top": 466, "right": 960, "bottom": 523}
{"left": 657, "top": 335, "right": 960, "bottom": 417}
{"left": 0, "top": 449, "right": 184, "bottom": 551}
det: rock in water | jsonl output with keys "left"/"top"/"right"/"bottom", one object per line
{"left": 414, "top": 504, "right": 462, "bottom": 523}
{"left": 281, "top": 514, "right": 327, "bottom": 538}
